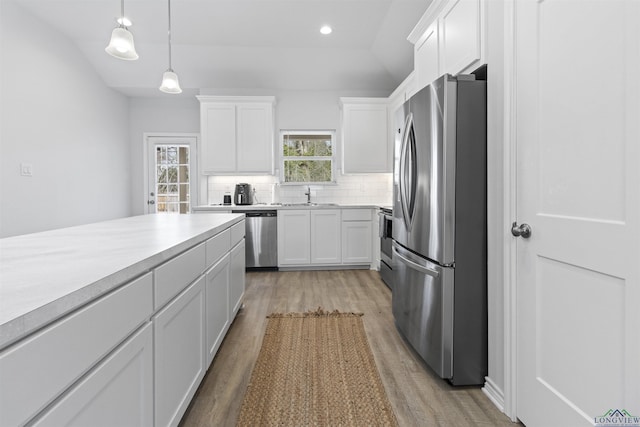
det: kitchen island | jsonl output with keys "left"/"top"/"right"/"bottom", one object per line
{"left": 0, "top": 213, "right": 245, "bottom": 426}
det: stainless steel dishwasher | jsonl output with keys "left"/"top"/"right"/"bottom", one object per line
{"left": 232, "top": 209, "right": 278, "bottom": 269}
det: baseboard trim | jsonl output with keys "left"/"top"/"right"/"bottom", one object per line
{"left": 482, "top": 377, "right": 505, "bottom": 414}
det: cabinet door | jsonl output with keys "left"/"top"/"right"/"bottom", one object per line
{"left": 277, "top": 210, "right": 311, "bottom": 265}
{"left": 415, "top": 22, "right": 440, "bottom": 91}
{"left": 310, "top": 210, "right": 341, "bottom": 264}
{"left": 229, "top": 240, "right": 245, "bottom": 317}
{"left": 439, "top": 0, "right": 481, "bottom": 75}
{"left": 342, "top": 221, "right": 372, "bottom": 264}
{"left": 200, "top": 104, "right": 236, "bottom": 173}
{"left": 342, "top": 102, "right": 389, "bottom": 173}
{"left": 32, "top": 324, "right": 153, "bottom": 427}
{"left": 237, "top": 103, "right": 273, "bottom": 173}
{"left": 154, "top": 277, "right": 206, "bottom": 427}
{"left": 205, "top": 255, "right": 230, "bottom": 368}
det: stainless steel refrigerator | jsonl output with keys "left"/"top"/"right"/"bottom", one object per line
{"left": 392, "top": 73, "right": 487, "bottom": 385}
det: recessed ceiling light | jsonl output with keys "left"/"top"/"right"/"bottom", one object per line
{"left": 320, "top": 25, "right": 332, "bottom": 35}
{"left": 117, "top": 17, "right": 132, "bottom": 27}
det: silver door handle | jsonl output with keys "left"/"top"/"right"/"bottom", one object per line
{"left": 393, "top": 247, "right": 440, "bottom": 278}
{"left": 511, "top": 222, "right": 532, "bottom": 238}
{"left": 148, "top": 200, "right": 155, "bottom": 205}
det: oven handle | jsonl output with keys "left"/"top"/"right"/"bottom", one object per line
{"left": 393, "top": 246, "right": 440, "bottom": 278}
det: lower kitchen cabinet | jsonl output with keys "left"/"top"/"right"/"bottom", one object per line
{"left": 278, "top": 210, "right": 311, "bottom": 265}
{"left": 229, "top": 239, "right": 246, "bottom": 316}
{"left": 342, "top": 209, "right": 373, "bottom": 264}
{"left": 278, "top": 208, "right": 373, "bottom": 268}
{"left": 154, "top": 277, "right": 206, "bottom": 427}
{"left": 205, "top": 254, "right": 230, "bottom": 368}
{"left": 32, "top": 324, "right": 154, "bottom": 427}
{"left": 310, "top": 210, "right": 341, "bottom": 264}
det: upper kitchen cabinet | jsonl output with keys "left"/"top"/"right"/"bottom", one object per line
{"left": 340, "top": 98, "right": 390, "bottom": 173}
{"left": 409, "top": 0, "right": 485, "bottom": 92}
{"left": 197, "top": 96, "right": 276, "bottom": 174}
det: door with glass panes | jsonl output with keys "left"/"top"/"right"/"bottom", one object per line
{"left": 146, "top": 136, "right": 197, "bottom": 214}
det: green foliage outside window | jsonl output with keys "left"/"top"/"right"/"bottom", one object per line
{"left": 282, "top": 132, "right": 334, "bottom": 183}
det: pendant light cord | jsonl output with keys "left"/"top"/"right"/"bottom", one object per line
{"left": 167, "top": 0, "right": 173, "bottom": 70}
{"left": 120, "top": 0, "right": 125, "bottom": 28}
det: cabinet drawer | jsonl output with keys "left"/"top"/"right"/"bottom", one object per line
{"left": 31, "top": 323, "right": 153, "bottom": 427}
{"left": 206, "top": 229, "right": 231, "bottom": 268}
{"left": 154, "top": 243, "right": 206, "bottom": 309}
{"left": 230, "top": 220, "right": 245, "bottom": 246}
{"left": 342, "top": 209, "right": 372, "bottom": 221}
{"left": 0, "top": 273, "right": 153, "bottom": 427}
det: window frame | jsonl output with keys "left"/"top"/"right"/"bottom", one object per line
{"left": 279, "top": 130, "right": 337, "bottom": 185}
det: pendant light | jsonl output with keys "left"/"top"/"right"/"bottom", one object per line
{"left": 159, "top": 0, "right": 182, "bottom": 94}
{"left": 105, "top": 0, "right": 139, "bottom": 60}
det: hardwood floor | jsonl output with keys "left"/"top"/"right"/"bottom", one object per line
{"left": 179, "top": 270, "right": 516, "bottom": 427}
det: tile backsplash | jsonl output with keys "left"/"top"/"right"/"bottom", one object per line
{"left": 206, "top": 174, "right": 392, "bottom": 206}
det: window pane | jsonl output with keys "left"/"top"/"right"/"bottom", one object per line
{"left": 179, "top": 147, "right": 189, "bottom": 164}
{"left": 167, "top": 147, "right": 178, "bottom": 164}
{"left": 157, "top": 166, "right": 167, "bottom": 183}
{"left": 283, "top": 135, "right": 332, "bottom": 157}
{"left": 179, "top": 165, "right": 189, "bottom": 182}
{"left": 284, "top": 160, "right": 332, "bottom": 183}
{"left": 167, "top": 167, "right": 178, "bottom": 183}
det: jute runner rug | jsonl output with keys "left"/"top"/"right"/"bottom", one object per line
{"left": 236, "top": 308, "right": 399, "bottom": 426}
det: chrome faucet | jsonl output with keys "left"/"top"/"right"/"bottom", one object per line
{"left": 304, "top": 186, "right": 311, "bottom": 204}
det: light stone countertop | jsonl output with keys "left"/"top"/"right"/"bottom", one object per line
{"left": 0, "top": 213, "right": 244, "bottom": 350}
{"left": 193, "top": 203, "right": 382, "bottom": 211}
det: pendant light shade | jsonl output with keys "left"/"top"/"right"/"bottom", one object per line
{"left": 105, "top": 27, "right": 138, "bottom": 60}
{"left": 160, "top": 70, "right": 182, "bottom": 94}
{"left": 159, "top": 0, "right": 182, "bottom": 94}
{"left": 105, "top": 0, "right": 138, "bottom": 60}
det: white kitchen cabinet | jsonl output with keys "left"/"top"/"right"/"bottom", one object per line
{"left": 197, "top": 96, "right": 275, "bottom": 174}
{"left": 440, "top": 0, "right": 481, "bottom": 76}
{"left": 154, "top": 276, "right": 206, "bottom": 427}
{"left": 414, "top": 22, "right": 440, "bottom": 90}
{"left": 32, "top": 324, "right": 154, "bottom": 427}
{"left": 340, "top": 99, "right": 390, "bottom": 173}
{"left": 410, "top": 0, "right": 484, "bottom": 92}
{"left": 341, "top": 209, "right": 373, "bottom": 264}
{"left": 278, "top": 208, "right": 373, "bottom": 268}
{"left": 278, "top": 210, "right": 311, "bottom": 265}
{"left": 229, "top": 239, "right": 245, "bottom": 317}
{"left": 310, "top": 210, "right": 342, "bottom": 264}
{"left": 205, "top": 254, "right": 230, "bottom": 368}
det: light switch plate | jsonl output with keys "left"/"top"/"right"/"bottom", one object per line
{"left": 20, "top": 163, "right": 33, "bottom": 177}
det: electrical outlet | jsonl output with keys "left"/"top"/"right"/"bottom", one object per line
{"left": 20, "top": 163, "right": 33, "bottom": 177}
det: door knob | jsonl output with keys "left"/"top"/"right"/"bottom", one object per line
{"left": 148, "top": 200, "right": 155, "bottom": 205}
{"left": 511, "top": 222, "right": 532, "bottom": 238}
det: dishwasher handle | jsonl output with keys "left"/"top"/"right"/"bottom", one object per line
{"left": 234, "top": 210, "right": 277, "bottom": 217}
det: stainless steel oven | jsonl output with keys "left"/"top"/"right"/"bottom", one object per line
{"left": 379, "top": 207, "right": 394, "bottom": 290}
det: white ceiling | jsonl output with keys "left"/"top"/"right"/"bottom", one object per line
{"left": 15, "top": 0, "right": 432, "bottom": 97}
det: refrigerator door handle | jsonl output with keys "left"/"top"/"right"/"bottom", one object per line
{"left": 393, "top": 246, "right": 440, "bottom": 278}
{"left": 399, "top": 113, "right": 416, "bottom": 229}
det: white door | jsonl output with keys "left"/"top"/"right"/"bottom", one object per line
{"left": 514, "top": 1, "right": 640, "bottom": 426}
{"left": 146, "top": 135, "right": 197, "bottom": 214}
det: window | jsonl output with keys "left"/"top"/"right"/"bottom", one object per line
{"left": 281, "top": 131, "right": 335, "bottom": 183}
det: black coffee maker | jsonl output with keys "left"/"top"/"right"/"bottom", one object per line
{"left": 234, "top": 183, "right": 253, "bottom": 205}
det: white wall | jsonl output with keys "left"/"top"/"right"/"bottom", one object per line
{"left": 0, "top": 2, "right": 131, "bottom": 237}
